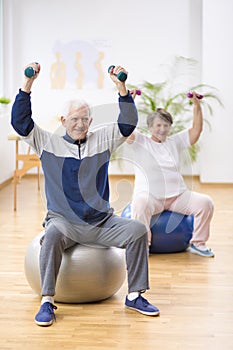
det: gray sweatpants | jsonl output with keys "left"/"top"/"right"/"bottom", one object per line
{"left": 40, "top": 211, "right": 149, "bottom": 296}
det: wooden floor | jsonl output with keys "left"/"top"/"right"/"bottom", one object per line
{"left": 0, "top": 175, "right": 233, "bottom": 350}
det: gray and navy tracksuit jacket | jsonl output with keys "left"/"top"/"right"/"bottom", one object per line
{"left": 11, "top": 89, "right": 138, "bottom": 225}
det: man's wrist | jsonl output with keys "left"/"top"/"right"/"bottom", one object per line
{"left": 21, "top": 80, "right": 33, "bottom": 93}
{"left": 118, "top": 89, "right": 129, "bottom": 97}
{"left": 118, "top": 91, "right": 135, "bottom": 103}
{"left": 19, "top": 88, "right": 31, "bottom": 97}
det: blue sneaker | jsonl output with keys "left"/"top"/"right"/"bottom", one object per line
{"left": 125, "top": 295, "right": 160, "bottom": 316}
{"left": 188, "top": 244, "right": 215, "bottom": 257}
{"left": 35, "top": 302, "right": 57, "bottom": 326}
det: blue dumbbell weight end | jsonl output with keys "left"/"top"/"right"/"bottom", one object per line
{"left": 108, "top": 65, "right": 127, "bottom": 82}
{"left": 24, "top": 67, "right": 36, "bottom": 78}
{"left": 24, "top": 63, "right": 39, "bottom": 78}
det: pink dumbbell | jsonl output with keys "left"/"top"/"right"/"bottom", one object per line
{"left": 187, "top": 92, "right": 203, "bottom": 99}
{"left": 130, "top": 90, "right": 141, "bottom": 96}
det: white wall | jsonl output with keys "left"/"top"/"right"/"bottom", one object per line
{"left": 3, "top": 0, "right": 202, "bottom": 107}
{"left": 0, "top": 108, "right": 14, "bottom": 183}
{"left": 1, "top": 0, "right": 232, "bottom": 183}
{"left": 200, "top": 0, "right": 233, "bottom": 183}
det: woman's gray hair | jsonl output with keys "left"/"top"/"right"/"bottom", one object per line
{"left": 62, "top": 99, "right": 92, "bottom": 118}
{"left": 147, "top": 108, "right": 173, "bottom": 128}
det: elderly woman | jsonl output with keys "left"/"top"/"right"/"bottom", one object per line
{"left": 127, "top": 92, "right": 214, "bottom": 257}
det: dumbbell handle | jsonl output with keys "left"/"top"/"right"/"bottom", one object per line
{"left": 187, "top": 92, "right": 203, "bottom": 99}
{"left": 108, "top": 65, "right": 127, "bottom": 82}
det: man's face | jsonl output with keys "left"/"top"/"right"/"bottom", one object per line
{"left": 61, "top": 105, "right": 92, "bottom": 140}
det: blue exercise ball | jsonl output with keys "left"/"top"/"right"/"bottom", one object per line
{"left": 121, "top": 203, "right": 193, "bottom": 253}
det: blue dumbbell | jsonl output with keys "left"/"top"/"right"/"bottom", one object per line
{"left": 24, "top": 63, "right": 39, "bottom": 78}
{"left": 108, "top": 65, "right": 127, "bottom": 82}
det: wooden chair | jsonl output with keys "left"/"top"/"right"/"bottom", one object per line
{"left": 8, "top": 133, "right": 41, "bottom": 211}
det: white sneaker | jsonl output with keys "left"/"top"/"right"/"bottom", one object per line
{"left": 188, "top": 244, "right": 215, "bottom": 257}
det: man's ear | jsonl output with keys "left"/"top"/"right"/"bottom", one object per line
{"left": 88, "top": 117, "right": 93, "bottom": 127}
{"left": 61, "top": 116, "right": 66, "bottom": 126}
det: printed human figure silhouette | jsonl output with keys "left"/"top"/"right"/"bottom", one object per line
{"left": 50, "top": 52, "right": 66, "bottom": 89}
{"left": 95, "top": 51, "right": 105, "bottom": 89}
{"left": 75, "top": 51, "right": 84, "bottom": 89}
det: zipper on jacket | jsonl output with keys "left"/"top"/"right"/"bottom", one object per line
{"left": 77, "top": 140, "right": 81, "bottom": 159}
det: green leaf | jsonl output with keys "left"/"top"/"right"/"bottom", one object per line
{"left": 0, "top": 97, "right": 11, "bottom": 104}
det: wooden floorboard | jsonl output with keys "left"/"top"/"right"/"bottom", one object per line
{"left": 0, "top": 176, "right": 233, "bottom": 349}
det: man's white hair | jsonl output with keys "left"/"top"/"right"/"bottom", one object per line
{"left": 62, "top": 99, "right": 92, "bottom": 118}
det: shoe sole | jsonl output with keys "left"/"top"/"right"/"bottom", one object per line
{"left": 125, "top": 305, "right": 160, "bottom": 316}
{"left": 34, "top": 319, "right": 54, "bottom": 326}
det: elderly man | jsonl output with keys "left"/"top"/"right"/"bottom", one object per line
{"left": 11, "top": 63, "right": 159, "bottom": 326}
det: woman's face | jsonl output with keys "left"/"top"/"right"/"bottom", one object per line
{"left": 150, "top": 116, "right": 171, "bottom": 142}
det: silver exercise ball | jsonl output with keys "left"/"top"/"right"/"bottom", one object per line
{"left": 24, "top": 231, "right": 126, "bottom": 303}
